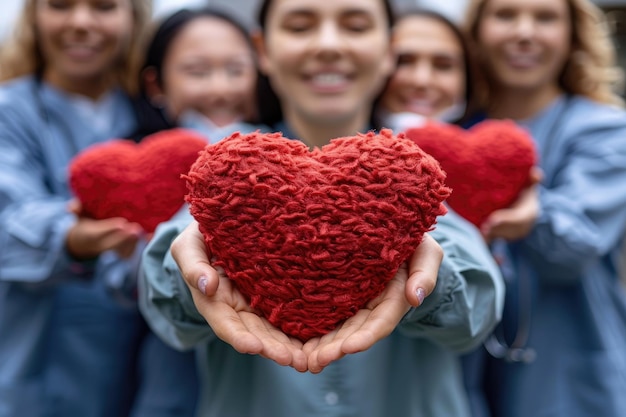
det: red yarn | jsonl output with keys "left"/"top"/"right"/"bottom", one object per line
{"left": 69, "top": 128, "right": 208, "bottom": 233}
{"left": 185, "top": 129, "right": 450, "bottom": 341}
{"left": 404, "top": 120, "right": 537, "bottom": 227}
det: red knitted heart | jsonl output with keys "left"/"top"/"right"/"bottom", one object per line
{"left": 185, "top": 129, "right": 450, "bottom": 341}
{"left": 404, "top": 120, "right": 537, "bottom": 227}
{"left": 69, "top": 128, "right": 207, "bottom": 233}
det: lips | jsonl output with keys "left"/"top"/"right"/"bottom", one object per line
{"left": 503, "top": 50, "right": 541, "bottom": 70}
{"left": 63, "top": 44, "right": 101, "bottom": 60}
{"left": 305, "top": 71, "right": 352, "bottom": 93}
{"left": 405, "top": 98, "right": 437, "bottom": 116}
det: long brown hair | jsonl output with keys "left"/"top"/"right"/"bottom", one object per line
{"left": 0, "top": 0, "right": 153, "bottom": 94}
{"left": 465, "top": 0, "right": 624, "bottom": 107}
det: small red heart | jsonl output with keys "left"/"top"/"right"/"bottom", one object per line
{"left": 69, "top": 128, "right": 207, "bottom": 233}
{"left": 404, "top": 120, "right": 537, "bottom": 227}
{"left": 185, "top": 129, "right": 450, "bottom": 341}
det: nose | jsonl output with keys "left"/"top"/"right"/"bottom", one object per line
{"left": 311, "top": 21, "right": 344, "bottom": 58}
{"left": 511, "top": 14, "right": 535, "bottom": 40}
{"left": 206, "top": 69, "right": 235, "bottom": 97}
{"left": 410, "top": 61, "right": 434, "bottom": 88}
{"left": 66, "top": 4, "right": 97, "bottom": 29}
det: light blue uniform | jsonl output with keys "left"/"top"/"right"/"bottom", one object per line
{"left": 469, "top": 95, "right": 626, "bottom": 417}
{"left": 0, "top": 76, "right": 198, "bottom": 417}
{"left": 139, "top": 177, "right": 505, "bottom": 416}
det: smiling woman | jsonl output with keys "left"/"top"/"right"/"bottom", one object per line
{"left": 0, "top": 1, "right": 201, "bottom": 417}
{"left": 460, "top": 0, "right": 626, "bottom": 416}
{"left": 137, "top": 1, "right": 507, "bottom": 417}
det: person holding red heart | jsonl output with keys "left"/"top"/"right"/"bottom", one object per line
{"left": 377, "top": 8, "right": 474, "bottom": 131}
{"left": 460, "top": 0, "right": 626, "bottom": 416}
{"left": 132, "top": 7, "right": 262, "bottom": 143}
{"left": 138, "top": 0, "right": 506, "bottom": 416}
{"left": 0, "top": 1, "right": 200, "bottom": 417}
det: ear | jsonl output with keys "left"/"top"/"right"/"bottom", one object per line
{"left": 251, "top": 29, "right": 272, "bottom": 75}
{"left": 142, "top": 67, "right": 166, "bottom": 106}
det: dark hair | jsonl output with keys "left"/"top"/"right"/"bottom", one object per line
{"left": 254, "top": 0, "right": 396, "bottom": 128}
{"left": 378, "top": 8, "right": 477, "bottom": 125}
{"left": 132, "top": 7, "right": 257, "bottom": 138}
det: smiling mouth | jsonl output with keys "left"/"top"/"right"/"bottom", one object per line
{"left": 64, "top": 45, "right": 100, "bottom": 59}
{"left": 305, "top": 73, "right": 352, "bottom": 93}
{"left": 405, "top": 99, "right": 436, "bottom": 116}
{"left": 506, "top": 55, "right": 540, "bottom": 69}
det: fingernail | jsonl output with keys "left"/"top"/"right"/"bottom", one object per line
{"left": 198, "top": 276, "right": 208, "bottom": 295}
{"left": 416, "top": 288, "right": 426, "bottom": 306}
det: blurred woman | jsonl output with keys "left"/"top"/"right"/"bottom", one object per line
{"left": 134, "top": 7, "right": 259, "bottom": 142}
{"left": 378, "top": 9, "right": 474, "bottom": 130}
{"left": 463, "top": 0, "right": 626, "bottom": 415}
{"left": 0, "top": 1, "right": 198, "bottom": 416}
{"left": 137, "top": 0, "right": 506, "bottom": 416}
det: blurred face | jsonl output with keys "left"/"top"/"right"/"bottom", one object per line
{"left": 256, "top": 0, "right": 394, "bottom": 126}
{"left": 380, "top": 15, "right": 466, "bottom": 119}
{"left": 476, "top": 0, "right": 572, "bottom": 93}
{"left": 160, "top": 17, "right": 257, "bottom": 126}
{"left": 36, "top": 0, "right": 134, "bottom": 90}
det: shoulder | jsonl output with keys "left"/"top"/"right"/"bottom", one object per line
{"left": 0, "top": 76, "right": 43, "bottom": 126}
{"left": 566, "top": 95, "right": 626, "bottom": 131}
{"left": 0, "top": 75, "right": 36, "bottom": 103}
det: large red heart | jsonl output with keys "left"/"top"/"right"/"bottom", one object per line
{"left": 404, "top": 120, "right": 537, "bottom": 227}
{"left": 69, "top": 128, "right": 208, "bottom": 233}
{"left": 185, "top": 129, "right": 450, "bottom": 341}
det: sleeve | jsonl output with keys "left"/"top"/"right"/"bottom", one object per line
{"left": 139, "top": 207, "right": 504, "bottom": 353}
{"left": 138, "top": 209, "right": 216, "bottom": 351}
{"left": 398, "top": 209, "right": 505, "bottom": 353}
{"left": 524, "top": 107, "right": 626, "bottom": 281}
{"left": 0, "top": 99, "right": 96, "bottom": 285}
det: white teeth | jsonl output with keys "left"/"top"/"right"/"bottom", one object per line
{"left": 311, "top": 73, "right": 346, "bottom": 85}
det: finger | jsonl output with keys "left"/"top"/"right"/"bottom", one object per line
{"left": 340, "top": 276, "right": 409, "bottom": 355}
{"left": 239, "top": 313, "right": 295, "bottom": 367}
{"left": 529, "top": 166, "right": 543, "bottom": 184}
{"left": 189, "top": 287, "right": 264, "bottom": 355}
{"left": 256, "top": 318, "right": 308, "bottom": 372}
{"left": 67, "top": 199, "right": 82, "bottom": 215}
{"left": 258, "top": 320, "right": 308, "bottom": 372}
{"left": 172, "top": 221, "right": 220, "bottom": 296}
{"left": 312, "top": 312, "right": 370, "bottom": 370}
{"left": 405, "top": 234, "right": 442, "bottom": 307}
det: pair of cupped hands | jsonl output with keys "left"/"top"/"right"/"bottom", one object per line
{"left": 171, "top": 221, "right": 443, "bottom": 374}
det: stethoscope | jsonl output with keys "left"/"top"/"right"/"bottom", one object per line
{"left": 483, "top": 247, "right": 537, "bottom": 364}
{"left": 482, "top": 95, "right": 572, "bottom": 364}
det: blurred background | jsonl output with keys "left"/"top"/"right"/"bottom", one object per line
{"left": 1, "top": 0, "right": 624, "bottom": 72}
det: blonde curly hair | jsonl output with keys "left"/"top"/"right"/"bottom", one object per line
{"left": 464, "top": 0, "right": 624, "bottom": 107}
{"left": 0, "top": 0, "right": 153, "bottom": 95}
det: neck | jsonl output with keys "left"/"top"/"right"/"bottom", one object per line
{"left": 284, "top": 110, "right": 371, "bottom": 149}
{"left": 43, "top": 70, "right": 113, "bottom": 101}
{"left": 488, "top": 84, "right": 563, "bottom": 120}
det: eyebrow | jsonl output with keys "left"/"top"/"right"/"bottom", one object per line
{"left": 279, "top": 7, "right": 376, "bottom": 17}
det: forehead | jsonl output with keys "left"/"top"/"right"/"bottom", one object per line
{"left": 484, "top": 0, "right": 569, "bottom": 12}
{"left": 394, "top": 16, "right": 462, "bottom": 53}
{"left": 167, "top": 17, "right": 252, "bottom": 58}
{"left": 175, "top": 17, "right": 248, "bottom": 46}
{"left": 267, "top": 0, "right": 388, "bottom": 18}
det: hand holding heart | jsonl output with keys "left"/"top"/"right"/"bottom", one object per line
{"left": 69, "top": 128, "right": 208, "bottom": 233}
{"left": 403, "top": 120, "right": 538, "bottom": 230}
{"left": 171, "top": 220, "right": 443, "bottom": 373}
{"left": 184, "top": 129, "right": 450, "bottom": 341}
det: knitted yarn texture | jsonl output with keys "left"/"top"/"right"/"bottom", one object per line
{"left": 404, "top": 120, "right": 537, "bottom": 227}
{"left": 185, "top": 129, "right": 450, "bottom": 341}
{"left": 69, "top": 128, "right": 208, "bottom": 233}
